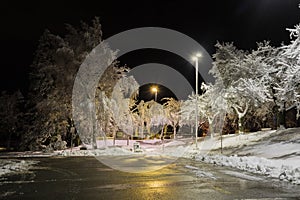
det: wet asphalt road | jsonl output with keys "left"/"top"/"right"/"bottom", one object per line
{"left": 1, "top": 157, "right": 300, "bottom": 200}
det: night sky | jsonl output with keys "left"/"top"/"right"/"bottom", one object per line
{"left": 1, "top": 0, "right": 300, "bottom": 93}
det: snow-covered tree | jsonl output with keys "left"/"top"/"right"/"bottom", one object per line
{"left": 209, "top": 42, "right": 248, "bottom": 134}
{"left": 210, "top": 42, "right": 245, "bottom": 88}
{"left": 96, "top": 91, "right": 113, "bottom": 143}
{"left": 198, "top": 83, "right": 227, "bottom": 137}
{"left": 24, "top": 17, "right": 126, "bottom": 150}
{"left": 135, "top": 100, "right": 147, "bottom": 138}
{"left": 225, "top": 78, "right": 270, "bottom": 133}
{"left": 210, "top": 42, "right": 272, "bottom": 133}
{"left": 180, "top": 95, "right": 198, "bottom": 133}
{"left": 111, "top": 75, "right": 139, "bottom": 144}
{"left": 274, "top": 24, "right": 300, "bottom": 126}
{"left": 180, "top": 82, "right": 227, "bottom": 138}
{"left": 163, "top": 98, "right": 180, "bottom": 139}
{"left": 243, "top": 101, "right": 274, "bottom": 131}
{"left": 148, "top": 101, "right": 168, "bottom": 138}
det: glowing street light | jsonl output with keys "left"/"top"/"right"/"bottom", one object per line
{"left": 193, "top": 53, "right": 201, "bottom": 148}
{"left": 151, "top": 86, "right": 158, "bottom": 102}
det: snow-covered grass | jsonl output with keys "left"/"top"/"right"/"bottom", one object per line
{"left": 58, "top": 146, "right": 133, "bottom": 157}
{"left": 183, "top": 128, "right": 300, "bottom": 185}
{"left": 54, "top": 138, "right": 191, "bottom": 157}
{"left": 211, "top": 129, "right": 277, "bottom": 151}
{"left": 0, "top": 159, "right": 38, "bottom": 177}
{"left": 58, "top": 140, "right": 190, "bottom": 158}
{"left": 196, "top": 154, "right": 300, "bottom": 184}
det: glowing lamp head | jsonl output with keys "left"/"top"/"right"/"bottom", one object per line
{"left": 192, "top": 53, "right": 201, "bottom": 61}
{"left": 152, "top": 87, "right": 158, "bottom": 93}
{"left": 192, "top": 56, "right": 198, "bottom": 61}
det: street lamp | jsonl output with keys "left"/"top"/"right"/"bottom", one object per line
{"left": 151, "top": 86, "right": 158, "bottom": 102}
{"left": 192, "top": 53, "right": 201, "bottom": 148}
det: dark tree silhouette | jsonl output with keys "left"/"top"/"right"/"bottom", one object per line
{"left": 22, "top": 17, "right": 126, "bottom": 151}
{"left": 0, "top": 91, "right": 24, "bottom": 150}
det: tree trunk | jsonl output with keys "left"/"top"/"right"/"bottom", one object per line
{"left": 70, "top": 131, "right": 73, "bottom": 152}
{"left": 6, "top": 132, "right": 12, "bottom": 151}
{"left": 160, "top": 126, "right": 164, "bottom": 140}
{"left": 208, "top": 118, "right": 213, "bottom": 138}
{"left": 272, "top": 105, "right": 278, "bottom": 130}
{"left": 220, "top": 131, "right": 223, "bottom": 154}
{"left": 278, "top": 110, "right": 286, "bottom": 128}
{"left": 113, "top": 131, "right": 116, "bottom": 146}
{"left": 92, "top": 129, "right": 97, "bottom": 149}
{"left": 160, "top": 126, "right": 164, "bottom": 151}
{"left": 297, "top": 106, "right": 300, "bottom": 121}
{"left": 140, "top": 125, "right": 144, "bottom": 139}
{"left": 278, "top": 102, "right": 286, "bottom": 129}
{"left": 238, "top": 117, "right": 243, "bottom": 134}
{"left": 90, "top": 101, "right": 97, "bottom": 149}
{"left": 173, "top": 124, "right": 176, "bottom": 139}
{"left": 135, "top": 127, "right": 138, "bottom": 137}
{"left": 146, "top": 121, "right": 151, "bottom": 138}
{"left": 232, "top": 103, "right": 249, "bottom": 135}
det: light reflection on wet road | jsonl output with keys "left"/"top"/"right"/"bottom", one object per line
{"left": 1, "top": 157, "right": 300, "bottom": 200}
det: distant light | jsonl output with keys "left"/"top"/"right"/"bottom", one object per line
{"left": 192, "top": 53, "right": 201, "bottom": 61}
{"left": 196, "top": 53, "right": 202, "bottom": 57}
{"left": 151, "top": 87, "right": 158, "bottom": 93}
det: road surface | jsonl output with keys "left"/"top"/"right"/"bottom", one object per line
{"left": 1, "top": 157, "right": 300, "bottom": 199}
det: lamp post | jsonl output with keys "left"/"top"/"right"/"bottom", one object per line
{"left": 151, "top": 86, "right": 158, "bottom": 102}
{"left": 193, "top": 53, "right": 201, "bottom": 148}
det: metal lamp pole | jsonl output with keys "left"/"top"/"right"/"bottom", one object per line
{"left": 193, "top": 53, "right": 201, "bottom": 148}
{"left": 152, "top": 86, "right": 158, "bottom": 102}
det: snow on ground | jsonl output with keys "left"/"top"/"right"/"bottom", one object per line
{"left": 185, "top": 165, "right": 217, "bottom": 180}
{"left": 58, "top": 146, "right": 133, "bottom": 157}
{"left": 183, "top": 128, "right": 300, "bottom": 185}
{"left": 0, "top": 159, "right": 38, "bottom": 177}
{"left": 210, "top": 129, "right": 277, "bottom": 151}
{"left": 56, "top": 138, "right": 191, "bottom": 157}
{"left": 0, "top": 128, "right": 299, "bottom": 184}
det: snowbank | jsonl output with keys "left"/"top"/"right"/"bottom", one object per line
{"left": 186, "top": 128, "right": 300, "bottom": 185}
{"left": 196, "top": 154, "right": 300, "bottom": 184}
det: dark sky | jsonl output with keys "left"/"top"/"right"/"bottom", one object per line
{"left": 1, "top": 0, "right": 300, "bottom": 92}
